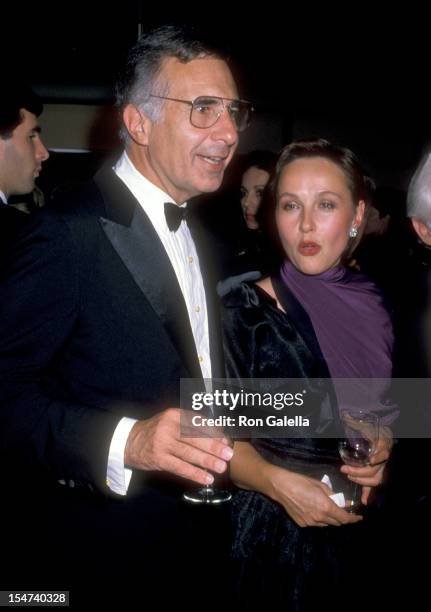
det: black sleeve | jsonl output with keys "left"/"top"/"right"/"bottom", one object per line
{"left": 0, "top": 211, "right": 119, "bottom": 491}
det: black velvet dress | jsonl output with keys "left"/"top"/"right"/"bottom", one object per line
{"left": 222, "top": 279, "right": 378, "bottom": 612}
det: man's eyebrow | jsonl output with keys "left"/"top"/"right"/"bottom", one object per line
{"left": 30, "top": 126, "right": 42, "bottom": 134}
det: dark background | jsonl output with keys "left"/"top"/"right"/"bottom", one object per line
{"left": 2, "top": 3, "right": 429, "bottom": 190}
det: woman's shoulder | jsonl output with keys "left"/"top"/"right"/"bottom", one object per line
{"left": 255, "top": 276, "right": 274, "bottom": 296}
{"left": 221, "top": 277, "right": 277, "bottom": 310}
{"left": 345, "top": 268, "right": 393, "bottom": 324}
{"left": 346, "top": 266, "right": 380, "bottom": 291}
{"left": 346, "top": 268, "right": 389, "bottom": 304}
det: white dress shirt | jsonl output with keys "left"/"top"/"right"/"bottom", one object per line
{"left": 106, "top": 152, "right": 212, "bottom": 495}
{"left": 0, "top": 190, "right": 7, "bottom": 204}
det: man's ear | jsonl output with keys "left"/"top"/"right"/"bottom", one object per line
{"left": 122, "top": 104, "right": 152, "bottom": 145}
{"left": 412, "top": 217, "right": 431, "bottom": 246}
{"left": 0, "top": 137, "right": 6, "bottom": 161}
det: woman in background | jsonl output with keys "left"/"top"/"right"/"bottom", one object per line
{"left": 240, "top": 150, "right": 276, "bottom": 230}
{"left": 231, "top": 150, "right": 277, "bottom": 276}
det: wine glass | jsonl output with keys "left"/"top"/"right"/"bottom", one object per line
{"left": 182, "top": 440, "right": 233, "bottom": 504}
{"left": 182, "top": 476, "right": 232, "bottom": 505}
{"left": 182, "top": 390, "right": 232, "bottom": 505}
{"left": 338, "top": 410, "right": 379, "bottom": 512}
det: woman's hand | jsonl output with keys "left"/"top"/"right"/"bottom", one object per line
{"left": 266, "top": 465, "right": 363, "bottom": 528}
{"left": 340, "top": 426, "right": 393, "bottom": 504}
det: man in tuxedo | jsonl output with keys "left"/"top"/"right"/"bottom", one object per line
{"left": 0, "top": 25, "right": 252, "bottom": 603}
{"left": 0, "top": 84, "right": 49, "bottom": 262}
{"left": 378, "top": 150, "right": 431, "bottom": 606}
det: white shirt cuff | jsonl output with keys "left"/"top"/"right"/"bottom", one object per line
{"left": 106, "top": 417, "right": 137, "bottom": 496}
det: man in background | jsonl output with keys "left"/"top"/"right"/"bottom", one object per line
{"left": 0, "top": 84, "right": 49, "bottom": 261}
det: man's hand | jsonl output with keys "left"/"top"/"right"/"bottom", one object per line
{"left": 124, "top": 408, "right": 234, "bottom": 485}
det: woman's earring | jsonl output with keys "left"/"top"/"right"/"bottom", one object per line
{"left": 349, "top": 226, "right": 358, "bottom": 238}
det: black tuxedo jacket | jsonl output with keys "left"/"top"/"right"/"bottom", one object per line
{"left": 0, "top": 202, "right": 30, "bottom": 265}
{"left": 0, "top": 166, "right": 228, "bottom": 591}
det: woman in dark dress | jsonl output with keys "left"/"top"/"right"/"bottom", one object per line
{"left": 222, "top": 139, "right": 396, "bottom": 611}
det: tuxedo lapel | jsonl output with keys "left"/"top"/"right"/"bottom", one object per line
{"left": 95, "top": 166, "right": 202, "bottom": 378}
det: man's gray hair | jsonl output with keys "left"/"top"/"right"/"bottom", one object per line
{"left": 115, "top": 24, "right": 225, "bottom": 144}
{"left": 407, "top": 151, "right": 431, "bottom": 225}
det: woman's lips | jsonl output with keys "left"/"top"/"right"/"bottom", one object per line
{"left": 298, "top": 242, "right": 321, "bottom": 256}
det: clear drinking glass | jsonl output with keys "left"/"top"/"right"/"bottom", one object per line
{"left": 338, "top": 410, "right": 379, "bottom": 512}
{"left": 182, "top": 392, "right": 232, "bottom": 505}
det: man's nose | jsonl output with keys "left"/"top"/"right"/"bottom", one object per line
{"left": 211, "top": 107, "right": 238, "bottom": 147}
{"left": 37, "top": 140, "right": 50, "bottom": 162}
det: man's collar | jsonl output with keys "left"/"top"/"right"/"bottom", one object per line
{"left": 114, "top": 151, "right": 180, "bottom": 206}
{"left": 113, "top": 151, "right": 187, "bottom": 231}
{"left": 0, "top": 190, "right": 8, "bottom": 205}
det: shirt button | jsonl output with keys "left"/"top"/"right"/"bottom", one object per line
{"left": 198, "top": 356, "right": 204, "bottom": 363}
{"left": 188, "top": 256, "right": 194, "bottom": 264}
{"left": 195, "top": 306, "right": 201, "bottom": 313}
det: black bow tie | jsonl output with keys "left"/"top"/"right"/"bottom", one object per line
{"left": 164, "top": 202, "right": 189, "bottom": 232}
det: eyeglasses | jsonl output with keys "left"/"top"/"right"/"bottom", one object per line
{"left": 150, "top": 94, "right": 254, "bottom": 132}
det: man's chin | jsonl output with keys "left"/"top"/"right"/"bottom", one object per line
{"left": 11, "top": 184, "right": 34, "bottom": 198}
{"left": 24, "top": 179, "right": 36, "bottom": 193}
{"left": 198, "top": 176, "right": 225, "bottom": 195}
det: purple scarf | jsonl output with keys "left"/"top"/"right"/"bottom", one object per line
{"left": 280, "top": 260, "right": 396, "bottom": 423}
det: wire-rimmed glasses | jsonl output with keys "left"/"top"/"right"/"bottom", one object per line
{"left": 150, "top": 94, "right": 254, "bottom": 132}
